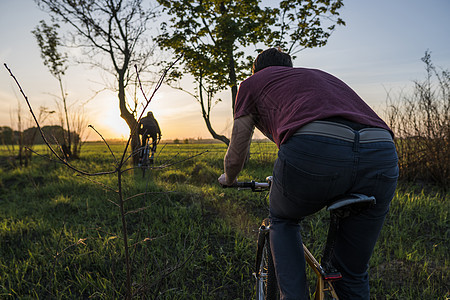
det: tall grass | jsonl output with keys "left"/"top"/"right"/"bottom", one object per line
{"left": 1, "top": 142, "right": 448, "bottom": 299}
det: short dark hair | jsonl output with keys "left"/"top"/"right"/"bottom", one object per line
{"left": 252, "top": 48, "right": 293, "bottom": 74}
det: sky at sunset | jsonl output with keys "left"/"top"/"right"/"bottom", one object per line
{"left": 1, "top": 0, "right": 449, "bottom": 141}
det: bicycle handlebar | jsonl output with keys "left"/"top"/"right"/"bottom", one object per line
{"left": 222, "top": 176, "right": 272, "bottom": 192}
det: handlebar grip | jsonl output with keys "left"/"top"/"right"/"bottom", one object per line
{"left": 221, "top": 181, "right": 254, "bottom": 189}
{"left": 221, "top": 180, "right": 270, "bottom": 191}
{"left": 236, "top": 181, "right": 255, "bottom": 189}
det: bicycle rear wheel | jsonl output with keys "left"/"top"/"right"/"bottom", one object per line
{"left": 256, "top": 229, "right": 279, "bottom": 299}
{"left": 141, "top": 145, "right": 150, "bottom": 178}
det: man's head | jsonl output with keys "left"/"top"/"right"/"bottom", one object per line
{"left": 147, "top": 111, "right": 153, "bottom": 117}
{"left": 252, "top": 48, "right": 293, "bottom": 74}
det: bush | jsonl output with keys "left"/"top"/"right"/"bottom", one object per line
{"left": 385, "top": 51, "right": 449, "bottom": 188}
{"left": 189, "top": 161, "right": 220, "bottom": 185}
{"left": 160, "top": 169, "right": 187, "bottom": 183}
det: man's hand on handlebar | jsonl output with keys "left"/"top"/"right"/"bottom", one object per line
{"left": 218, "top": 173, "right": 237, "bottom": 187}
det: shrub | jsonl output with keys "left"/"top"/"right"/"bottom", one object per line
{"left": 385, "top": 51, "right": 449, "bottom": 188}
{"left": 160, "top": 169, "right": 187, "bottom": 183}
{"left": 189, "top": 161, "right": 219, "bottom": 185}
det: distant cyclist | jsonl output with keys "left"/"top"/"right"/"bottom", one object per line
{"left": 139, "top": 111, "right": 161, "bottom": 162}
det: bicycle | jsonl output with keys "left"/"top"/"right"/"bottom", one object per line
{"left": 139, "top": 137, "right": 156, "bottom": 178}
{"left": 227, "top": 176, "right": 376, "bottom": 300}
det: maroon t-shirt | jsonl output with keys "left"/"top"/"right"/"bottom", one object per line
{"left": 234, "top": 66, "right": 392, "bottom": 147}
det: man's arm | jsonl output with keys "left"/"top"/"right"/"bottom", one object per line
{"left": 152, "top": 119, "right": 161, "bottom": 139}
{"left": 218, "top": 114, "right": 255, "bottom": 185}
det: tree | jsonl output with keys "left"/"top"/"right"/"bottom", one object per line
{"left": 35, "top": 0, "right": 157, "bottom": 163}
{"left": 157, "top": 0, "right": 273, "bottom": 145}
{"left": 23, "top": 125, "right": 78, "bottom": 145}
{"left": 32, "top": 20, "right": 74, "bottom": 158}
{"left": 14, "top": 103, "right": 55, "bottom": 167}
{"left": 157, "top": 0, "right": 344, "bottom": 145}
{"left": 269, "top": 0, "right": 345, "bottom": 56}
{"left": 0, "top": 127, "right": 14, "bottom": 145}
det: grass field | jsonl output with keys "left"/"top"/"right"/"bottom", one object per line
{"left": 0, "top": 141, "right": 448, "bottom": 299}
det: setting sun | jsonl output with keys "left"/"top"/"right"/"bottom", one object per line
{"left": 101, "top": 114, "right": 130, "bottom": 140}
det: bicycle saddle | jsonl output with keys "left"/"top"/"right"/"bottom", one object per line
{"left": 327, "top": 194, "right": 376, "bottom": 211}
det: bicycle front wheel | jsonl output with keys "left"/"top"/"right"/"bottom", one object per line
{"left": 256, "top": 231, "right": 279, "bottom": 300}
{"left": 141, "top": 146, "right": 150, "bottom": 178}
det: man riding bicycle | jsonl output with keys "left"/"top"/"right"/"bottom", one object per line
{"left": 218, "top": 48, "right": 398, "bottom": 299}
{"left": 139, "top": 111, "right": 161, "bottom": 163}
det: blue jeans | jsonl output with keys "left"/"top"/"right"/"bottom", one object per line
{"left": 269, "top": 134, "right": 399, "bottom": 300}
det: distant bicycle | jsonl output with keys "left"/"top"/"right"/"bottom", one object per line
{"left": 224, "top": 176, "right": 376, "bottom": 300}
{"left": 138, "top": 112, "right": 161, "bottom": 177}
{"left": 138, "top": 137, "right": 156, "bottom": 177}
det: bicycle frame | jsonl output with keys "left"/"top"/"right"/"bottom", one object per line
{"left": 229, "top": 178, "right": 341, "bottom": 300}
{"left": 140, "top": 134, "right": 158, "bottom": 166}
{"left": 139, "top": 139, "right": 153, "bottom": 177}
{"left": 253, "top": 218, "right": 340, "bottom": 300}
{"left": 303, "top": 245, "right": 339, "bottom": 300}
